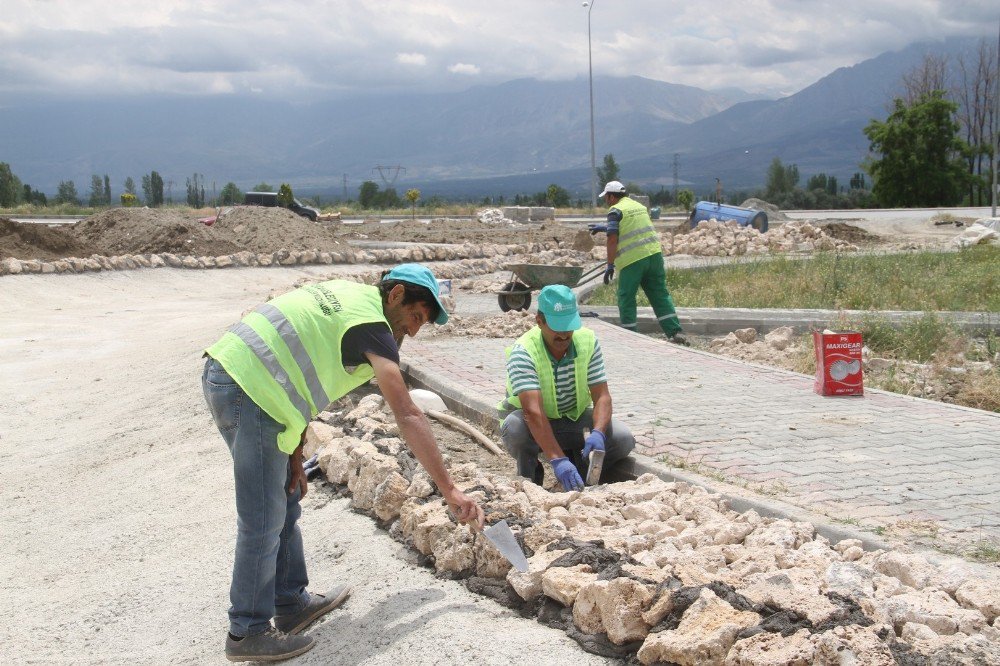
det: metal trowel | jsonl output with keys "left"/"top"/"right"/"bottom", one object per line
{"left": 586, "top": 449, "right": 605, "bottom": 486}
{"left": 482, "top": 519, "right": 529, "bottom": 572}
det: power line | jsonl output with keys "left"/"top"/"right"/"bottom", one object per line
{"left": 371, "top": 165, "right": 405, "bottom": 188}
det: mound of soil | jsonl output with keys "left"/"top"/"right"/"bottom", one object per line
{"left": 2, "top": 207, "right": 357, "bottom": 261}
{"left": 820, "top": 222, "right": 883, "bottom": 245}
{"left": 0, "top": 218, "right": 97, "bottom": 261}
{"left": 211, "top": 206, "right": 351, "bottom": 254}
{"left": 337, "top": 218, "right": 580, "bottom": 245}
{"left": 71, "top": 208, "right": 243, "bottom": 256}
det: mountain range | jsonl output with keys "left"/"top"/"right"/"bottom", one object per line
{"left": 0, "top": 36, "right": 986, "bottom": 200}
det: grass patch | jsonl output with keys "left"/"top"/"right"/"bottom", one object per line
{"left": 965, "top": 541, "right": 1000, "bottom": 563}
{"left": 587, "top": 246, "right": 1000, "bottom": 312}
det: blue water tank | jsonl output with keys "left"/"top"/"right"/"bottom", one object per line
{"left": 689, "top": 201, "right": 768, "bottom": 232}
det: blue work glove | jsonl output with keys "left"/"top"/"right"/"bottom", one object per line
{"left": 550, "top": 457, "right": 584, "bottom": 492}
{"left": 603, "top": 264, "right": 615, "bottom": 285}
{"left": 582, "top": 430, "right": 606, "bottom": 459}
{"left": 588, "top": 223, "right": 608, "bottom": 235}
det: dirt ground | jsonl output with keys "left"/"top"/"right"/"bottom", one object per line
{"left": 0, "top": 266, "right": 616, "bottom": 665}
{"left": 0, "top": 210, "right": 583, "bottom": 261}
{"left": 3, "top": 204, "right": 971, "bottom": 263}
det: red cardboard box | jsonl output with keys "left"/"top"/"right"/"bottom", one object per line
{"left": 813, "top": 330, "right": 864, "bottom": 396}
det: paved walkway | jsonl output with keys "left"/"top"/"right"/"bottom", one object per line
{"left": 401, "top": 301, "right": 1000, "bottom": 558}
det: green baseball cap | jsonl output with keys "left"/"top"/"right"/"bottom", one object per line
{"left": 537, "top": 284, "right": 581, "bottom": 332}
{"left": 383, "top": 263, "right": 449, "bottom": 324}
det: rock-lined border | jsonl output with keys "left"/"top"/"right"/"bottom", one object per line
{"left": 306, "top": 394, "right": 1000, "bottom": 665}
{"left": 0, "top": 240, "right": 564, "bottom": 277}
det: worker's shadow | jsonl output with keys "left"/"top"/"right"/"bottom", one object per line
{"left": 302, "top": 588, "right": 482, "bottom": 663}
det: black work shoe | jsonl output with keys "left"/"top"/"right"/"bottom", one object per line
{"left": 225, "top": 627, "right": 314, "bottom": 662}
{"left": 667, "top": 333, "right": 690, "bottom": 346}
{"left": 274, "top": 584, "right": 353, "bottom": 635}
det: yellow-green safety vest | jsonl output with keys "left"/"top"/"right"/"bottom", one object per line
{"left": 610, "top": 196, "right": 661, "bottom": 270}
{"left": 206, "top": 280, "right": 390, "bottom": 454}
{"left": 498, "top": 326, "right": 596, "bottom": 421}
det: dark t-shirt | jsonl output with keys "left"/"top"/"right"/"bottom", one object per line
{"left": 340, "top": 322, "right": 400, "bottom": 367}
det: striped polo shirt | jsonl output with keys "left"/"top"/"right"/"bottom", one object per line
{"left": 506, "top": 337, "right": 608, "bottom": 416}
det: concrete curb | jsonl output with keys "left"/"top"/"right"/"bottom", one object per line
{"left": 398, "top": 359, "right": 899, "bottom": 554}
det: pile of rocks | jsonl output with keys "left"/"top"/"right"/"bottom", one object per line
{"left": 306, "top": 395, "right": 1000, "bottom": 665}
{"left": 477, "top": 208, "right": 516, "bottom": 225}
{"left": 0, "top": 240, "right": 567, "bottom": 277}
{"left": 668, "top": 220, "right": 858, "bottom": 257}
{"left": 433, "top": 311, "right": 537, "bottom": 338}
{"left": 706, "top": 326, "right": 807, "bottom": 372}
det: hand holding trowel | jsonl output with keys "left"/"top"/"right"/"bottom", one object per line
{"left": 582, "top": 429, "right": 605, "bottom": 486}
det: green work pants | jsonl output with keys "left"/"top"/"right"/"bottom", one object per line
{"left": 616, "top": 253, "right": 682, "bottom": 336}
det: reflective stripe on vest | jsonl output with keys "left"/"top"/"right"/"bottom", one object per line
{"left": 610, "top": 196, "right": 660, "bottom": 270}
{"left": 498, "top": 327, "right": 596, "bottom": 421}
{"left": 206, "top": 281, "right": 389, "bottom": 454}
{"left": 228, "top": 321, "right": 313, "bottom": 423}
{"left": 254, "top": 303, "right": 331, "bottom": 411}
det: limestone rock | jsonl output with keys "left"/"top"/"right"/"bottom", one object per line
{"left": 637, "top": 588, "right": 760, "bottom": 666}
{"left": 600, "top": 577, "right": 655, "bottom": 644}
{"left": 541, "top": 564, "right": 597, "bottom": 606}
{"left": 956, "top": 578, "right": 1000, "bottom": 624}
{"left": 507, "top": 547, "right": 572, "bottom": 602}
{"left": 872, "top": 551, "right": 937, "bottom": 590}
{"left": 738, "top": 568, "right": 843, "bottom": 625}
{"left": 733, "top": 328, "right": 758, "bottom": 344}
{"left": 764, "top": 326, "right": 795, "bottom": 351}
{"left": 725, "top": 628, "right": 815, "bottom": 665}
{"left": 810, "top": 625, "right": 895, "bottom": 665}
{"left": 347, "top": 449, "right": 400, "bottom": 510}
{"left": 372, "top": 471, "right": 410, "bottom": 522}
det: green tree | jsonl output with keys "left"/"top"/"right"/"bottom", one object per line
{"left": 55, "top": 180, "right": 79, "bottom": 205}
{"left": 186, "top": 173, "right": 205, "bottom": 207}
{"left": 89, "top": 175, "right": 105, "bottom": 207}
{"left": 124, "top": 176, "right": 136, "bottom": 195}
{"left": 252, "top": 182, "right": 273, "bottom": 192}
{"left": 151, "top": 171, "right": 164, "bottom": 207}
{"left": 0, "top": 162, "right": 22, "bottom": 206}
{"left": 358, "top": 181, "right": 379, "bottom": 209}
{"left": 219, "top": 182, "right": 242, "bottom": 205}
{"left": 863, "top": 91, "right": 968, "bottom": 207}
{"left": 277, "top": 183, "right": 294, "bottom": 208}
{"left": 677, "top": 188, "right": 695, "bottom": 211}
{"left": 405, "top": 188, "right": 420, "bottom": 219}
{"left": 596, "top": 153, "right": 620, "bottom": 185}
{"left": 765, "top": 158, "right": 799, "bottom": 200}
{"left": 142, "top": 171, "right": 164, "bottom": 207}
{"left": 545, "top": 184, "right": 570, "bottom": 207}
{"left": 103, "top": 175, "right": 111, "bottom": 205}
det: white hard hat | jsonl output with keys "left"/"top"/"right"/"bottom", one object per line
{"left": 599, "top": 180, "right": 626, "bottom": 198}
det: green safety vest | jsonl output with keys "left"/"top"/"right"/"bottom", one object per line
{"left": 498, "top": 326, "right": 596, "bottom": 421}
{"left": 206, "top": 280, "right": 390, "bottom": 454}
{"left": 610, "top": 196, "right": 661, "bottom": 270}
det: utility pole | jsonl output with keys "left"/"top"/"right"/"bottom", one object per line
{"left": 992, "top": 17, "right": 999, "bottom": 217}
{"left": 672, "top": 153, "right": 679, "bottom": 202}
{"left": 342, "top": 174, "right": 348, "bottom": 200}
{"left": 584, "top": 0, "right": 597, "bottom": 211}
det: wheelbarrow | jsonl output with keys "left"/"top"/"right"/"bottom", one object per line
{"left": 497, "top": 262, "right": 607, "bottom": 312}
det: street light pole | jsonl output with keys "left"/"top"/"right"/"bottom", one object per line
{"left": 992, "top": 17, "right": 999, "bottom": 217}
{"left": 584, "top": 0, "right": 597, "bottom": 211}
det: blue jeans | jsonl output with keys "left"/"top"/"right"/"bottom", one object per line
{"left": 202, "top": 357, "right": 310, "bottom": 637}
{"left": 499, "top": 408, "right": 635, "bottom": 484}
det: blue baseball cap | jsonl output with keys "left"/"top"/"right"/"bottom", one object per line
{"left": 537, "top": 285, "right": 581, "bottom": 332}
{"left": 383, "top": 263, "right": 450, "bottom": 325}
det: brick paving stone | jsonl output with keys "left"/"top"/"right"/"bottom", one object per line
{"left": 401, "top": 317, "right": 1000, "bottom": 551}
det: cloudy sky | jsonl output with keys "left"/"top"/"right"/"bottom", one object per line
{"left": 1, "top": 1, "right": 996, "bottom": 100}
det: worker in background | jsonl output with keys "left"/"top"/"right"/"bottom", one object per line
{"left": 590, "top": 180, "right": 688, "bottom": 346}
{"left": 202, "top": 263, "right": 485, "bottom": 662}
{"left": 497, "top": 285, "right": 635, "bottom": 491}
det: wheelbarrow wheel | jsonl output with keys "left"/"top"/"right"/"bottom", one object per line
{"left": 498, "top": 281, "right": 531, "bottom": 312}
